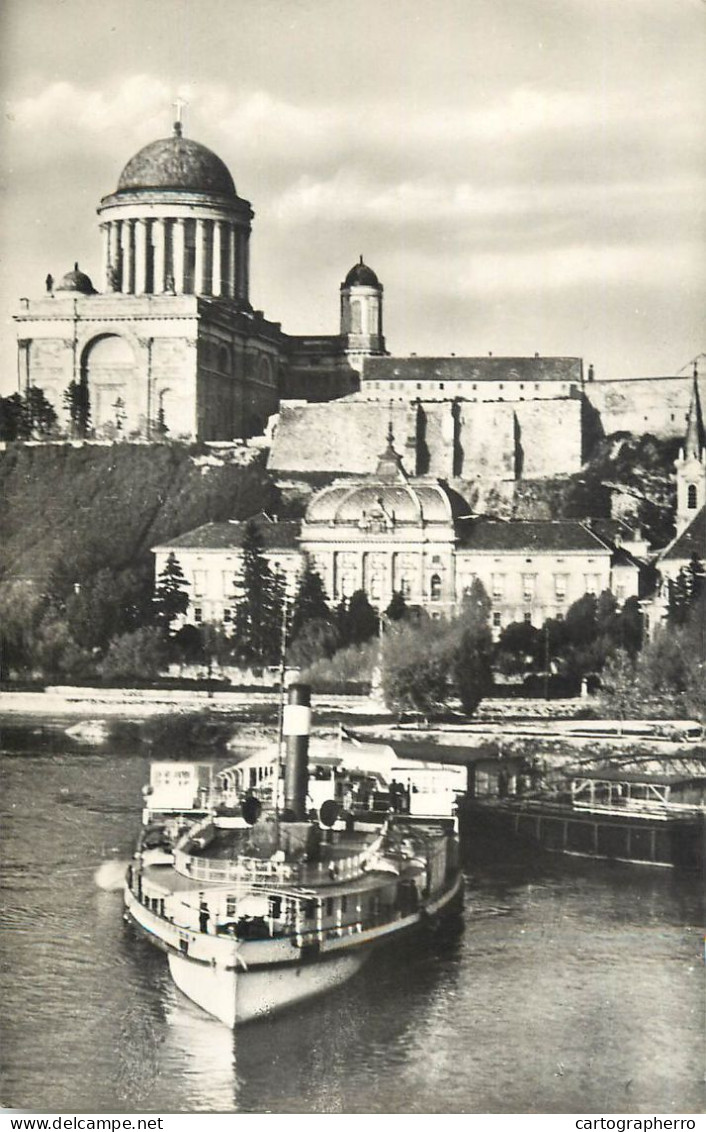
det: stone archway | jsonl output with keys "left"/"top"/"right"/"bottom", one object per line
{"left": 81, "top": 334, "right": 138, "bottom": 436}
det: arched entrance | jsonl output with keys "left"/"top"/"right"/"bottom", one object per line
{"left": 81, "top": 335, "right": 138, "bottom": 436}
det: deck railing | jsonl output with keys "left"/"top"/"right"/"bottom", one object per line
{"left": 172, "top": 823, "right": 390, "bottom": 886}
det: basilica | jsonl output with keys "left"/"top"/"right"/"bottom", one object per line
{"left": 14, "top": 121, "right": 384, "bottom": 442}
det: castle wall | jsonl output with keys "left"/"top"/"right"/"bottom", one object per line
{"left": 457, "top": 402, "right": 516, "bottom": 480}
{"left": 268, "top": 401, "right": 418, "bottom": 475}
{"left": 586, "top": 376, "right": 706, "bottom": 438}
{"left": 515, "top": 399, "right": 583, "bottom": 477}
{"left": 269, "top": 393, "right": 586, "bottom": 482}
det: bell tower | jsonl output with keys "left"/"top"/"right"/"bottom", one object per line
{"left": 675, "top": 366, "right": 706, "bottom": 534}
{"left": 340, "top": 256, "right": 386, "bottom": 366}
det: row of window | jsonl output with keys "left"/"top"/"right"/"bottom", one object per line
{"left": 366, "top": 381, "right": 567, "bottom": 395}
{"left": 488, "top": 573, "right": 602, "bottom": 599}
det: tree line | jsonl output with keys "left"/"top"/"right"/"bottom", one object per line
{"left": 2, "top": 499, "right": 703, "bottom": 720}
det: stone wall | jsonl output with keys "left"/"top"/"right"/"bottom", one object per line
{"left": 515, "top": 398, "right": 583, "bottom": 477}
{"left": 268, "top": 400, "right": 419, "bottom": 475}
{"left": 586, "top": 375, "right": 706, "bottom": 438}
{"left": 269, "top": 393, "right": 585, "bottom": 482}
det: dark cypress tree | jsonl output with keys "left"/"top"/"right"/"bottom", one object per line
{"left": 0, "top": 394, "right": 25, "bottom": 441}
{"left": 385, "top": 591, "right": 409, "bottom": 622}
{"left": 232, "top": 521, "right": 285, "bottom": 664}
{"left": 345, "top": 590, "right": 379, "bottom": 646}
{"left": 153, "top": 552, "right": 190, "bottom": 635}
{"left": 290, "top": 556, "right": 331, "bottom": 642}
{"left": 63, "top": 380, "right": 91, "bottom": 438}
{"left": 449, "top": 579, "right": 494, "bottom": 716}
{"left": 24, "top": 387, "right": 58, "bottom": 438}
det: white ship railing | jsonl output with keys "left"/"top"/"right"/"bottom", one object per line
{"left": 171, "top": 821, "right": 390, "bottom": 885}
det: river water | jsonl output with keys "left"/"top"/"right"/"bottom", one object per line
{"left": 0, "top": 723, "right": 703, "bottom": 1114}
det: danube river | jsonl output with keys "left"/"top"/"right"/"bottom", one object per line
{"left": 1, "top": 722, "right": 703, "bottom": 1114}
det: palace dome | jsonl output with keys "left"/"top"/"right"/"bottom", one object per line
{"left": 343, "top": 257, "right": 381, "bottom": 289}
{"left": 55, "top": 263, "right": 96, "bottom": 294}
{"left": 116, "top": 128, "right": 236, "bottom": 198}
{"left": 305, "top": 479, "right": 454, "bottom": 527}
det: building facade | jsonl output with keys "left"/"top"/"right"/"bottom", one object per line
{"left": 642, "top": 373, "right": 706, "bottom": 634}
{"left": 154, "top": 437, "right": 641, "bottom": 637}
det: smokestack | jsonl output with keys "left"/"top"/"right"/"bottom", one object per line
{"left": 283, "top": 683, "right": 311, "bottom": 820}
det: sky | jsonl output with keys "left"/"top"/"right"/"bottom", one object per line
{"left": 0, "top": 0, "right": 704, "bottom": 394}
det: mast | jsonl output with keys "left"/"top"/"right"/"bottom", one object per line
{"left": 274, "top": 585, "right": 289, "bottom": 840}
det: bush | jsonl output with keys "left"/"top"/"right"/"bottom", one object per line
{"left": 381, "top": 619, "right": 451, "bottom": 715}
{"left": 100, "top": 627, "right": 169, "bottom": 684}
{"left": 302, "top": 640, "right": 378, "bottom": 689}
{"left": 287, "top": 618, "right": 340, "bottom": 668}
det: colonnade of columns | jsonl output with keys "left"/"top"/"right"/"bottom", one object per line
{"left": 100, "top": 217, "right": 249, "bottom": 300}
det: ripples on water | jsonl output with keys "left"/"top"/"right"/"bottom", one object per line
{"left": 0, "top": 735, "right": 704, "bottom": 1114}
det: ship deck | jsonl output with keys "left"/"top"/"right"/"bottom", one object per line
{"left": 140, "top": 858, "right": 408, "bottom": 899}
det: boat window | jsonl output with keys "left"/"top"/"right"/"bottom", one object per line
{"left": 341, "top": 896, "right": 348, "bottom": 913}
{"left": 269, "top": 895, "right": 282, "bottom": 918}
{"left": 325, "top": 897, "right": 334, "bottom": 916}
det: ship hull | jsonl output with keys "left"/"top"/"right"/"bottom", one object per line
{"left": 126, "top": 871, "right": 463, "bottom": 1026}
{"left": 459, "top": 799, "right": 705, "bottom": 871}
{"left": 168, "top": 947, "right": 368, "bottom": 1027}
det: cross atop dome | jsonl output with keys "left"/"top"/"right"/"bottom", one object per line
{"left": 172, "top": 96, "right": 188, "bottom": 137}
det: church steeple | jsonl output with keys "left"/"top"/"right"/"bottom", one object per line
{"left": 684, "top": 365, "right": 705, "bottom": 460}
{"left": 675, "top": 365, "right": 706, "bottom": 534}
{"left": 375, "top": 415, "right": 407, "bottom": 479}
{"left": 340, "top": 256, "right": 386, "bottom": 369}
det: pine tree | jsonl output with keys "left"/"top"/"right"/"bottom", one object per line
{"left": 345, "top": 590, "right": 379, "bottom": 646}
{"left": 24, "top": 387, "right": 58, "bottom": 438}
{"left": 385, "top": 591, "right": 409, "bottom": 622}
{"left": 450, "top": 579, "right": 494, "bottom": 715}
{"left": 231, "top": 521, "right": 285, "bottom": 664}
{"left": 290, "top": 556, "right": 331, "bottom": 642}
{"left": 63, "top": 380, "right": 91, "bottom": 438}
{"left": 153, "top": 552, "right": 190, "bottom": 635}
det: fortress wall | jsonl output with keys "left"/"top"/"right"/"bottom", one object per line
{"left": 587, "top": 376, "right": 706, "bottom": 438}
{"left": 457, "top": 402, "right": 516, "bottom": 480}
{"left": 515, "top": 399, "right": 583, "bottom": 477}
{"left": 420, "top": 403, "right": 455, "bottom": 478}
{"left": 268, "top": 400, "right": 418, "bottom": 475}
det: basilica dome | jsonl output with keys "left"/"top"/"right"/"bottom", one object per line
{"left": 116, "top": 127, "right": 236, "bottom": 198}
{"left": 55, "top": 263, "right": 96, "bottom": 294}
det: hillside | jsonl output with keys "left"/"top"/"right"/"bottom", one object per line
{"left": 0, "top": 442, "right": 277, "bottom": 675}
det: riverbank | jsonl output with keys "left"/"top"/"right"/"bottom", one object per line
{"left": 0, "top": 685, "right": 384, "bottom": 720}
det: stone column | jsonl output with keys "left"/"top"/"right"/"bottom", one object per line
{"left": 153, "top": 219, "right": 166, "bottom": 293}
{"left": 235, "top": 232, "right": 246, "bottom": 300}
{"left": 228, "top": 226, "right": 237, "bottom": 299}
{"left": 212, "top": 221, "right": 223, "bottom": 297}
{"left": 194, "top": 219, "right": 207, "bottom": 294}
{"left": 242, "top": 232, "right": 250, "bottom": 304}
{"left": 121, "top": 220, "right": 134, "bottom": 293}
{"left": 108, "top": 222, "right": 121, "bottom": 291}
{"left": 173, "top": 219, "right": 186, "bottom": 294}
{"left": 17, "top": 339, "right": 31, "bottom": 395}
{"left": 100, "top": 224, "right": 110, "bottom": 292}
{"left": 134, "top": 219, "right": 148, "bottom": 295}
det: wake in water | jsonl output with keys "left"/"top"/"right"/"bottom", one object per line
{"left": 94, "top": 859, "right": 130, "bottom": 891}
